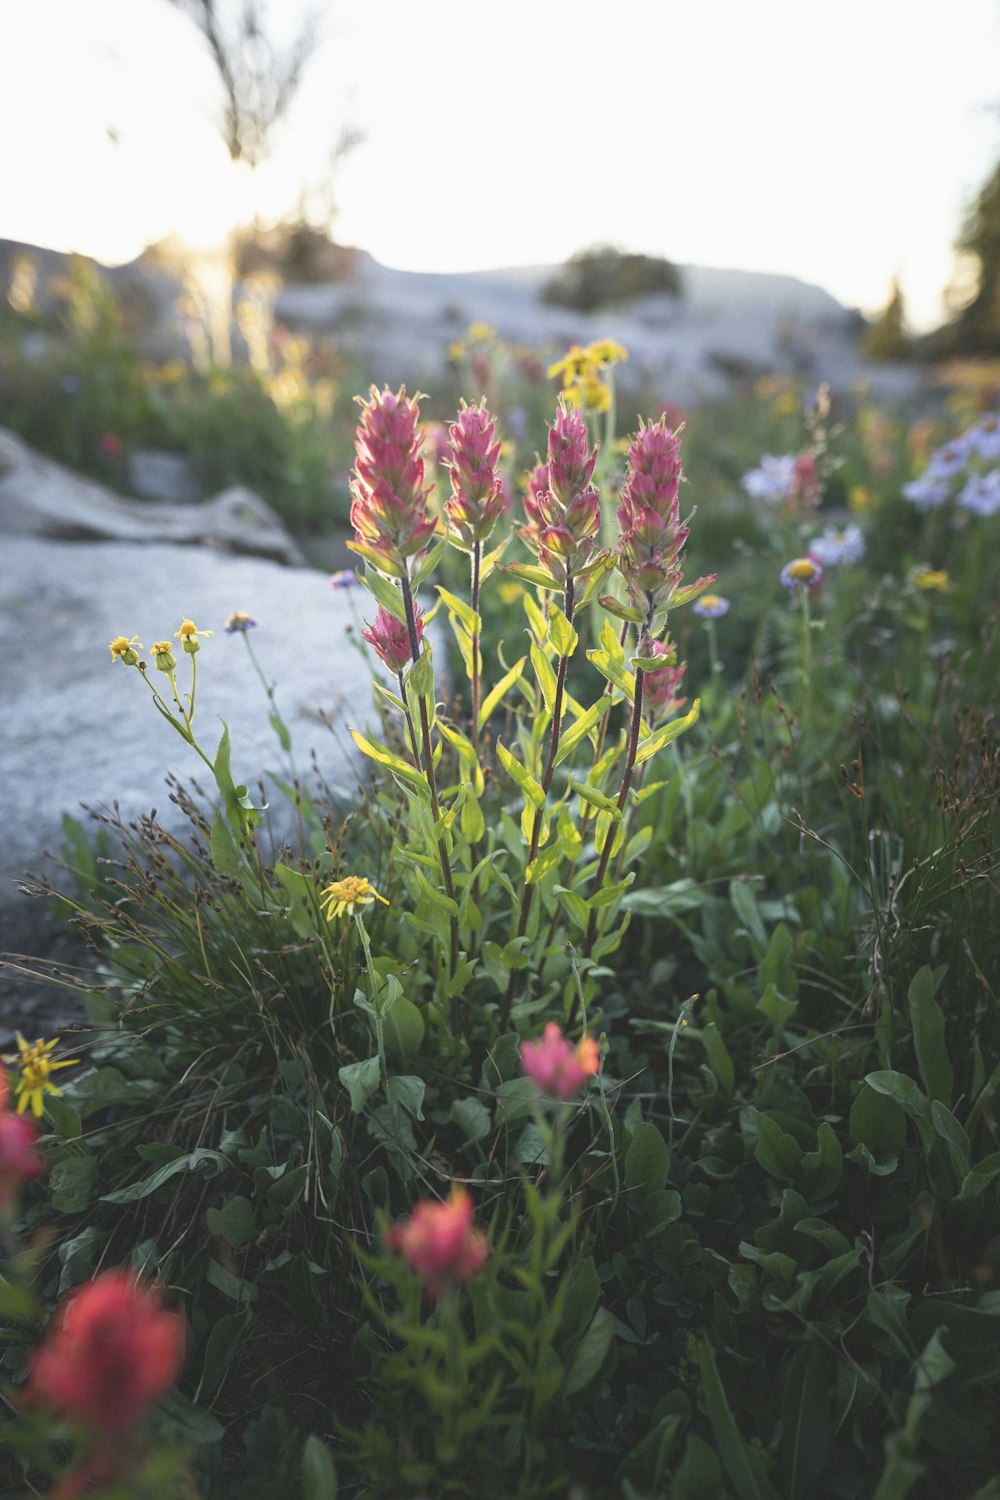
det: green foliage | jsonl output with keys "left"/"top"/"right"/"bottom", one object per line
{"left": 3, "top": 368, "right": 1000, "bottom": 1498}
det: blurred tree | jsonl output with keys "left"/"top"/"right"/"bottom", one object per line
{"left": 948, "top": 156, "right": 1000, "bottom": 352}
{"left": 862, "top": 276, "right": 912, "bottom": 361}
{"left": 167, "top": 0, "right": 320, "bottom": 169}
{"left": 542, "top": 245, "right": 682, "bottom": 312}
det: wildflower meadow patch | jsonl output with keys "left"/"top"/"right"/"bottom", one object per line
{"left": 1, "top": 354, "right": 999, "bottom": 1500}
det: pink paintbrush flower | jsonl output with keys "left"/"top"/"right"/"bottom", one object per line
{"left": 520, "top": 1022, "right": 600, "bottom": 1099}
{"left": 362, "top": 604, "right": 422, "bottom": 674}
{"left": 445, "top": 399, "right": 506, "bottom": 549}
{"left": 384, "top": 1187, "right": 489, "bottom": 1298}
{"left": 348, "top": 386, "right": 438, "bottom": 580}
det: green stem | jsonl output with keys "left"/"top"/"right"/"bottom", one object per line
{"left": 400, "top": 573, "right": 459, "bottom": 980}
{"left": 470, "top": 540, "right": 482, "bottom": 752}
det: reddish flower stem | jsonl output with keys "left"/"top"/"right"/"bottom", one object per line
{"left": 583, "top": 663, "right": 646, "bottom": 958}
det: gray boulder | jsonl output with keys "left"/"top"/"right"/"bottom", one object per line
{"left": 0, "top": 534, "right": 381, "bottom": 1034}
{"left": 0, "top": 428, "right": 305, "bottom": 566}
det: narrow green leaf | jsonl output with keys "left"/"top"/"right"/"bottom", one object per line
{"left": 496, "top": 740, "right": 546, "bottom": 807}
{"left": 697, "top": 1337, "right": 780, "bottom": 1500}
{"left": 554, "top": 697, "right": 611, "bottom": 767}
{"left": 633, "top": 698, "right": 701, "bottom": 765}
{"left": 302, "top": 1435, "right": 339, "bottom": 1500}
{"left": 907, "top": 965, "right": 953, "bottom": 1106}
{"left": 479, "top": 655, "right": 527, "bottom": 729}
{"left": 435, "top": 584, "right": 481, "bottom": 636}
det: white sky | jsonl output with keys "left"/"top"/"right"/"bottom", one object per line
{"left": 2, "top": 0, "right": 999, "bottom": 329}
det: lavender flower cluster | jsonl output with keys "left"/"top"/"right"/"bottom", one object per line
{"left": 903, "top": 415, "right": 1000, "bottom": 516}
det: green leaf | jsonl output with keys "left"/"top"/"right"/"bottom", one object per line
{"left": 196, "top": 1307, "right": 252, "bottom": 1402}
{"left": 383, "top": 995, "right": 425, "bottom": 1062}
{"left": 411, "top": 532, "right": 449, "bottom": 587}
{"left": 530, "top": 641, "right": 559, "bottom": 714}
{"left": 598, "top": 593, "right": 646, "bottom": 624}
{"left": 750, "top": 1110, "right": 803, "bottom": 1179}
{"left": 496, "top": 740, "right": 546, "bottom": 807}
{"left": 780, "top": 1345, "right": 832, "bottom": 1500}
{"left": 385, "top": 1074, "right": 425, "bottom": 1120}
{"left": 206, "top": 1195, "right": 256, "bottom": 1248}
{"left": 730, "top": 879, "right": 768, "bottom": 954}
{"left": 479, "top": 654, "right": 527, "bottom": 729}
{"left": 671, "top": 1433, "right": 724, "bottom": 1500}
{"left": 696, "top": 1337, "right": 780, "bottom": 1500}
{"left": 865, "top": 1071, "right": 936, "bottom": 1155}
{"left": 338, "top": 1057, "right": 381, "bottom": 1113}
{"left": 624, "top": 1121, "right": 669, "bottom": 1197}
{"left": 435, "top": 584, "right": 480, "bottom": 636}
{"left": 701, "top": 1022, "right": 735, "bottom": 1098}
{"left": 586, "top": 646, "right": 636, "bottom": 701}
{"left": 100, "top": 1149, "right": 230, "bottom": 1204}
{"left": 570, "top": 779, "right": 621, "bottom": 816}
{"left": 48, "top": 1154, "right": 97, "bottom": 1213}
{"left": 360, "top": 567, "right": 407, "bottom": 620}
{"left": 302, "top": 1435, "right": 339, "bottom": 1500}
{"left": 633, "top": 699, "right": 701, "bottom": 765}
{"left": 547, "top": 602, "right": 578, "bottom": 657}
{"left": 502, "top": 561, "right": 558, "bottom": 589}
{"left": 273, "top": 860, "right": 320, "bottom": 940}
{"left": 907, "top": 965, "right": 953, "bottom": 1106}
{"left": 350, "top": 728, "right": 429, "bottom": 793}
{"left": 210, "top": 811, "right": 241, "bottom": 876}
{"left": 450, "top": 1096, "right": 492, "bottom": 1143}
{"left": 850, "top": 1082, "right": 907, "bottom": 1154}
{"left": 553, "top": 696, "right": 611, "bottom": 768}
{"left": 563, "top": 1304, "right": 614, "bottom": 1396}
{"left": 622, "top": 878, "right": 704, "bottom": 916}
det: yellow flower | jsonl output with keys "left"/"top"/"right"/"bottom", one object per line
{"left": 109, "top": 634, "right": 142, "bottom": 666}
{"left": 467, "top": 321, "right": 496, "bottom": 343}
{"left": 4, "top": 1033, "right": 79, "bottom": 1118}
{"left": 447, "top": 340, "right": 466, "bottom": 362}
{"left": 547, "top": 344, "right": 590, "bottom": 383}
{"left": 849, "top": 485, "right": 873, "bottom": 513}
{"left": 913, "top": 567, "right": 949, "bottom": 592}
{"left": 150, "top": 641, "right": 177, "bottom": 673}
{"left": 320, "top": 875, "right": 390, "bottom": 921}
{"left": 174, "top": 619, "right": 214, "bottom": 654}
{"left": 586, "top": 338, "right": 628, "bottom": 366}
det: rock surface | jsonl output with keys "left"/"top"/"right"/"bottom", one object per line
{"left": 0, "top": 533, "right": 375, "bottom": 1039}
{"left": 0, "top": 428, "right": 306, "bottom": 565}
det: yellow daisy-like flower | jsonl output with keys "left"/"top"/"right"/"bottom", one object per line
{"left": 320, "top": 876, "right": 390, "bottom": 922}
{"left": 174, "top": 618, "right": 214, "bottom": 654}
{"left": 546, "top": 344, "right": 590, "bottom": 383}
{"left": 109, "top": 634, "right": 142, "bottom": 665}
{"left": 848, "top": 485, "right": 873, "bottom": 514}
{"left": 467, "top": 321, "right": 496, "bottom": 343}
{"left": 4, "top": 1033, "right": 79, "bottom": 1118}
{"left": 586, "top": 338, "right": 628, "bottom": 366}
{"left": 913, "top": 567, "right": 950, "bottom": 593}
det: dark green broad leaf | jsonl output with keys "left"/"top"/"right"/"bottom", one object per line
{"left": 624, "top": 1120, "right": 669, "bottom": 1198}
{"left": 338, "top": 1056, "right": 381, "bottom": 1114}
{"left": 851, "top": 1082, "right": 908, "bottom": 1154}
{"left": 563, "top": 1304, "right": 615, "bottom": 1397}
{"left": 206, "top": 1195, "right": 256, "bottom": 1248}
{"left": 48, "top": 1153, "right": 97, "bottom": 1213}
{"left": 196, "top": 1305, "right": 252, "bottom": 1402}
{"left": 864, "top": 1072, "right": 936, "bottom": 1155}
